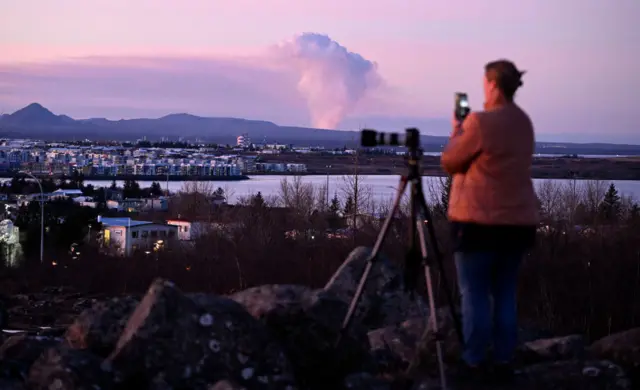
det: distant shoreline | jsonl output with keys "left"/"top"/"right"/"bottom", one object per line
{"left": 1, "top": 167, "right": 640, "bottom": 182}
{"left": 0, "top": 173, "right": 250, "bottom": 182}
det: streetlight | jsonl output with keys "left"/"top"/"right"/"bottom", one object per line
{"left": 19, "top": 171, "right": 44, "bottom": 263}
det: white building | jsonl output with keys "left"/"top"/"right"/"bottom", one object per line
{"left": 99, "top": 216, "right": 178, "bottom": 256}
{"left": 166, "top": 219, "right": 209, "bottom": 241}
{"left": 236, "top": 133, "right": 251, "bottom": 148}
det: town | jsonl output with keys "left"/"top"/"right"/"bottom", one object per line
{"left": 0, "top": 134, "right": 322, "bottom": 179}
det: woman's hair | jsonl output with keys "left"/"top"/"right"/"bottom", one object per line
{"left": 484, "top": 59, "right": 526, "bottom": 102}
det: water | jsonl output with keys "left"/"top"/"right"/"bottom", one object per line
{"left": 423, "top": 152, "right": 633, "bottom": 158}
{"left": 82, "top": 175, "right": 640, "bottom": 204}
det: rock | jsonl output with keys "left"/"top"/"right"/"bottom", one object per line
{"left": 208, "top": 379, "right": 247, "bottom": 390}
{"left": 370, "top": 308, "right": 461, "bottom": 378}
{"left": 0, "top": 299, "right": 8, "bottom": 330}
{"left": 589, "top": 327, "right": 640, "bottom": 385}
{"left": 515, "top": 359, "right": 631, "bottom": 390}
{"left": 520, "top": 335, "right": 585, "bottom": 362}
{"left": 324, "top": 246, "right": 428, "bottom": 331}
{"left": 0, "top": 379, "right": 25, "bottom": 390}
{"left": 65, "top": 296, "right": 139, "bottom": 356}
{"left": 105, "top": 278, "right": 297, "bottom": 389}
{"left": 230, "top": 284, "right": 372, "bottom": 389}
{"left": 27, "top": 346, "right": 119, "bottom": 390}
{"left": 343, "top": 372, "right": 392, "bottom": 390}
{"left": 0, "top": 334, "right": 61, "bottom": 380}
{"left": 368, "top": 317, "right": 426, "bottom": 369}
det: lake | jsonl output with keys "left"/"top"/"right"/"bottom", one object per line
{"left": 82, "top": 175, "right": 640, "bottom": 204}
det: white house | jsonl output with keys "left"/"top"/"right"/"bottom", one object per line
{"left": 52, "top": 189, "right": 83, "bottom": 198}
{"left": 166, "top": 219, "right": 211, "bottom": 241}
{"left": 99, "top": 216, "right": 177, "bottom": 256}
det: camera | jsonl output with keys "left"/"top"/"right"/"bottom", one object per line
{"left": 361, "top": 128, "right": 420, "bottom": 149}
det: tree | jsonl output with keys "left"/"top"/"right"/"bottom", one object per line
{"left": 70, "top": 170, "right": 84, "bottom": 189}
{"left": 214, "top": 187, "right": 226, "bottom": 201}
{"left": 251, "top": 192, "right": 266, "bottom": 208}
{"left": 123, "top": 179, "right": 141, "bottom": 199}
{"left": 343, "top": 195, "right": 354, "bottom": 216}
{"left": 340, "top": 148, "right": 371, "bottom": 231}
{"left": 440, "top": 175, "right": 452, "bottom": 215}
{"left": 329, "top": 193, "right": 341, "bottom": 215}
{"left": 628, "top": 203, "right": 640, "bottom": 225}
{"left": 149, "top": 181, "right": 164, "bottom": 197}
{"left": 599, "top": 183, "right": 621, "bottom": 222}
{"left": 14, "top": 199, "right": 100, "bottom": 260}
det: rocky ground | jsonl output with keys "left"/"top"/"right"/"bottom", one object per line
{"left": 0, "top": 246, "right": 638, "bottom": 389}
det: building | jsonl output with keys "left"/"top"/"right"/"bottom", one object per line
{"left": 99, "top": 216, "right": 177, "bottom": 256}
{"left": 52, "top": 189, "right": 83, "bottom": 198}
{"left": 236, "top": 133, "right": 251, "bottom": 148}
{"left": 166, "top": 219, "right": 209, "bottom": 241}
{"left": 106, "top": 197, "right": 168, "bottom": 212}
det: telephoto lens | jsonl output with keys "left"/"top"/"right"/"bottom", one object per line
{"left": 361, "top": 129, "right": 378, "bottom": 147}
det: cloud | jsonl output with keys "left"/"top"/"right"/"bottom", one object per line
{"left": 0, "top": 33, "right": 384, "bottom": 128}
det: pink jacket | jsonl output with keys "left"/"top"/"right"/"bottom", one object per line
{"left": 441, "top": 102, "right": 540, "bottom": 226}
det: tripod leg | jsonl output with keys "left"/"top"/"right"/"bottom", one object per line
{"left": 338, "top": 177, "right": 409, "bottom": 338}
{"left": 415, "top": 179, "right": 464, "bottom": 347}
{"left": 415, "top": 218, "right": 448, "bottom": 390}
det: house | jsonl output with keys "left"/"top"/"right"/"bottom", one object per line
{"left": 98, "top": 216, "right": 178, "bottom": 256}
{"left": 52, "top": 189, "right": 83, "bottom": 198}
{"left": 166, "top": 218, "right": 242, "bottom": 241}
{"left": 16, "top": 193, "right": 55, "bottom": 207}
{"left": 166, "top": 219, "right": 208, "bottom": 241}
{"left": 106, "top": 197, "right": 168, "bottom": 212}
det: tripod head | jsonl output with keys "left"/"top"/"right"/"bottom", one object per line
{"left": 361, "top": 128, "right": 423, "bottom": 169}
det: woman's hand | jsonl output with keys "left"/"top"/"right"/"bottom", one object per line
{"left": 451, "top": 114, "right": 464, "bottom": 137}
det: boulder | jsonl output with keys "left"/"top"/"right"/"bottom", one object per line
{"left": 514, "top": 359, "right": 631, "bottom": 390}
{"left": 520, "top": 335, "right": 586, "bottom": 363}
{"left": 369, "top": 308, "right": 462, "bottom": 378}
{"left": 343, "top": 372, "right": 392, "bottom": 390}
{"left": 230, "top": 284, "right": 373, "bottom": 389}
{"left": 105, "top": 278, "right": 297, "bottom": 389}
{"left": 0, "top": 334, "right": 61, "bottom": 380}
{"left": 589, "top": 327, "right": 640, "bottom": 385}
{"left": 208, "top": 379, "right": 248, "bottom": 390}
{"left": 324, "top": 246, "right": 428, "bottom": 331}
{"left": 27, "top": 346, "right": 119, "bottom": 390}
{"left": 64, "top": 296, "right": 139, "bottom": 357}
{"left": 0, "top": 379, "right": 25, "bottom": 390}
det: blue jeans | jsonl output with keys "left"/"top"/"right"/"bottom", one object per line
{"left": 454, "top": 251, "right": 523, "bottom": 365}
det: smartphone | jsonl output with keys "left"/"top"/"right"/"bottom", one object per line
{"left": 455, "top": 92, "right": 470, "bottom": 121}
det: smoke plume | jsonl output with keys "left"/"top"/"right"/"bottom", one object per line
{"left": 275, "top": 33, "right": 381, "bottom": 129}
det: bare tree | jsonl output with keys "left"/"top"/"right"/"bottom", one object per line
{"left": 315, "top": 182, "right": 329, "bottom": 213}
{"left": 582, "top": 180, "right": 607, "bottom": 216}
{"left": 340, "top": 149, "right": 372, "bottom": 230}
{"left": 171, "top": 181, "right": 218, "bottom": 220}
{"left": 278, "top": 175, "right": 316, "bottom": 216}
{"left": 560, "top": 179, "right": 583, "bottom": 224}
{"left": 537, "top": 180, "right": 563, "bottom": 222}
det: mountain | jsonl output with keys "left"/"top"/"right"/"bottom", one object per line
{"left": 1, "top": 103, "right": 639, "bottom": 154}
{"left": 1, "top": 103, "right": 75, "bottom": 127}
{"left": 0, "top": 103, "right": 449, "bottom": 147}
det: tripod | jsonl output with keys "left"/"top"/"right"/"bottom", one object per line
{"left": 338, "top": 129, "right": 463, "bottom": 389}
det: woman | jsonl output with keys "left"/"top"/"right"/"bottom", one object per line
{"left": 441, "top": 59, "right": 539, "bottom": 384}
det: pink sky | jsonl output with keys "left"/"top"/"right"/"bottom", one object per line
{"left": 1, "top": 0, "right": 638, "bottom": 143}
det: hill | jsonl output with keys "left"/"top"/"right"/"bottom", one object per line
{"left": 0, "top": 103, "right": 441, "bottom": 148}
{"left": 1, "top": 103, "right": 640, "bottom": 154}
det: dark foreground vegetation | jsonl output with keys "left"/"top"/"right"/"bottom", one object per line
{"left": 1, "top": 176, "right": 638, "bottom": 344}
{"left": 0, "top": 175, "right": 639, "bottom": 388}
